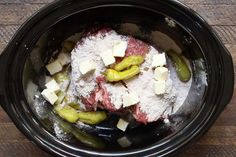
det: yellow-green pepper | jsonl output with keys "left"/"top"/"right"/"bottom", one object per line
{"left": 114, "top": 55, "right": 144, "bottom": 71}
{"left": 55, "top": 91, "right": 66, "bottom": 105}
{"left": 77, "top": 111, "right": 107, "bottom": 125}
{"left": 54, "top": 114, "right": 105, "bottom": 148}
{"left": 166, "top": 50, "right": 191, "bottom": 82}
{"left": 71, "top": 129, "right": 105, "bottom": 148}
{"left": 55, "top": 105, "right": 79, "bottom": 123}
{"left": 55, "top": 105, "right": 107, "bottom": 125}
{"left": 62, "top": 41, "right": 75, "bottom": 52}
{"left": 68, "top": 102, "right": 80, "bottom": 110}
{"left": 53, "top": 71, "right": 69, "bottom": 83}
{"left": 104, "top": 65, "right": 140, "bottom": 82}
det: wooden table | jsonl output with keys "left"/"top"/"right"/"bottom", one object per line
{"left": 0, "top": 0, "right": 235, "bottom": 156}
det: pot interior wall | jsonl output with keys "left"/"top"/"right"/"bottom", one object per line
{"left": 23, "top": 6, "right": 207, "bottom": 151}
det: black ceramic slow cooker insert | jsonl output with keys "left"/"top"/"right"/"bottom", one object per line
{"left": 0, "top": 0, "right": 234, "bottom": 156}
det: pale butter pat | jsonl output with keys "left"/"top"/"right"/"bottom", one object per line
{"left": 122, "top": 91, "right": 140, "bottom": 107}
{"left": 41, "top": 88, "right": 58, "bottom": 105}
{"left": 117, "top": 118, "right": 129, "bottom": 132}
{"left": 151, "top": 53, "right": 166, "bottom": 67}
{"left": 112, "top": 41, "right": 127, "bottom": 57}
{"left": 45, "top": 76, "right": 53, "bottom": 83}
{"left": 117, "top": 136, "right": 132, "bottom": 147}
{"left": 154, "top": 67, "right": 169, "bottom": 81}
{"left": 45, "top": 79, "right": 60, "bottom": 93}
{"left": 154, "top": 80, "right": 166, "bottom": 95}
{"left": 100, "top": 49, "right": 116, "bottom": 66}
{"left": 79, "top": 60, "right": 96, "bottom": 75}
{"left": 46, "top": 60, "right": 63, "bottom": 75}
{"left": 57, "top": 52, "right": 71, "bottom": 66}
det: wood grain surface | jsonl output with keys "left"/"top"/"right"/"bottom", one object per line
{"left": 0, "top": 0, "right": 235, "bottom": 157}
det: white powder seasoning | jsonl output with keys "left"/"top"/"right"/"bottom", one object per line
{"left": 104, "top": 82, "right": 128, "bottom": 109}
{"left": 53, "top": 122, "right": 70, "bottom": 141}
{"left": 167, "top": 58, "right": 192, "bottom": 114}
{"left": 124, "top": 46, "right": 165, "bottom": 121}
{"left": 70, "top": 30, "right": 192, "bottom": 121}
{"left": 71, "top": 30, "right": 127, "bottom": 99}
{"left": 65, "top": 73, "right": 78, "bottom": 104}
{"left": 125, "top": 46, "right": 191, "bottom": 122}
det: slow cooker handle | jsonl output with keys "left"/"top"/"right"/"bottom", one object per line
{"left": 0, "top": 51, "right": 8, "bottom": 111}
{"left": 220, "top": 45, "right": 235, "bottom": 107}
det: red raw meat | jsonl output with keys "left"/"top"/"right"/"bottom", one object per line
{"left": 81, "top": 89, "right": 98, "bottom": 111}
{"left": 96, "top": 76, "right": 117, "bottom": 112}
{"left": 81, "top": 76, "right": 117, "bottom": 112}
{"left": 125, "top": 37, "right": 150, "bottom": 57}
{"left": 131, "top": 105, "right": 148, "bottom": 124}
{"left": 80, "top": 29, "right": 151, "bottom": 123}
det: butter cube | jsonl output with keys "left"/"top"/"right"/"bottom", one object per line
{"left": 79, "top": 60, "right": 96, "bottom": 75}
{"left": 46, "top": 60, "right": 63, "bottom": 75}
{"left": 151, "top": 53, "right": 166, "bottom": 68}
{"left": 112, "top": 41, "right": 127, "bottom": 57}
{"left": 154, "top": 80, "right": 166, "bottom": 95}
{"left": 45, "top": 79, "right": 60, "bottom": 93}
{"left": 117, "top": 136, "right": 132, "bottom": 147}
{"left": 57, "top": 52, "right": 71, "bottom": 66}
{"left": 45, "top": 76, "right": 53, "bottom": 83}
{"left": 154, "top": 67, "right": 169, "bottom": 81}
{"left": 100, "top": 49, "right": 116, "bottom": 66}
{"left": 41, "top": 88, "right": 58, "bottom": 105}
{"left": 117, "top": 118, "right": 129, "bottom": 132}
{"left": 122, "top": 91, "right": 140, "bottom": 107}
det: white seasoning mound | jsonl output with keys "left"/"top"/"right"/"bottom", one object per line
{"left": 65, "top": 73, "right": 78, "bottom": 104}
{"left": 167, "top": 58, "right": 192, "bottom": 113}
{"left": 104, "top": 83, "right": 128, "bottom": 109}
{"left": 124, "top": 46, "right": 191, "bottom": 122}
{"left": 71, "top": 30, "right": 127, "bottom": 100}
{"left": 69, "top": 29, "right": 192, "bottom": 122}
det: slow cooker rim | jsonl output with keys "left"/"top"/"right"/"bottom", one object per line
{"left": 0, "top": 0, "right": 234, "bottom": 156}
